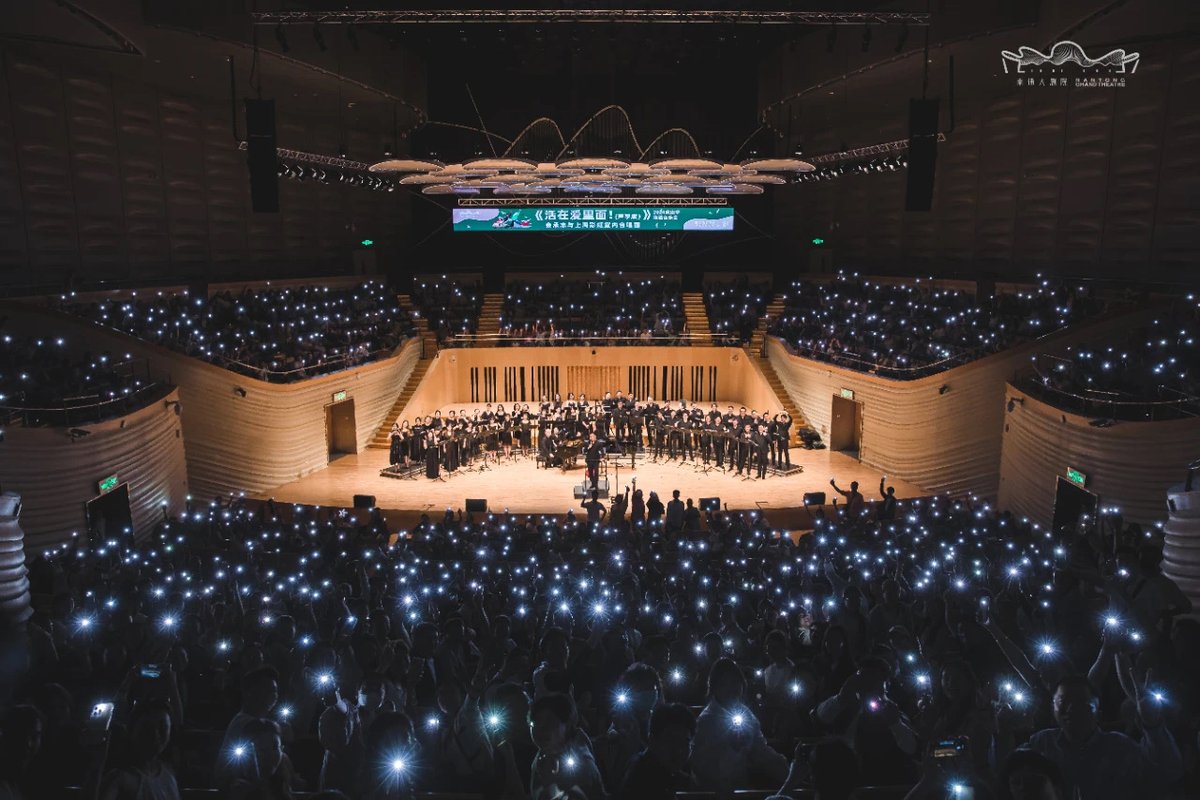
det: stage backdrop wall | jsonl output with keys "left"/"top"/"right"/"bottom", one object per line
{"left": 998, "top": 387, "right": 1198, "bottom": 525}
{"left": 0, "top": 388, "right": 188, "bottom": 551}
{"left": 763, "top": 306, "right": 1160, "bottom": 499}
{"left": 395, "top": 346, "right": 784, "bottom": 424}
{"left": 0, "top": 301, "right": 421, "bottom": 498}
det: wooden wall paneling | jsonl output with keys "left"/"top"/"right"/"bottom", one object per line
{"left": 0, "top": 51, "right": 28, "bottom": 281}
{"left": 763, "top": 306, "right": 1163, "bottom": 499}
{"left": 0, "top": 388, "right": 189, "bottom": 551}
{"left": 973, "top": 95, "right": 1022, "bottom": 268}
{"left": 159, "top": 92, "right": 209, "bottom": 270}
{"left": 0, "top": 301, "right": 421, "bottom": 498}
{"left": 998, "top": 386, "right": 1197, "bottom": 525}
{"left": 1155, "top": 45, "right": 1200, "bottom": 276}
{"left": 114, "top": 75, "right": 172, "bottom": 272}
{"left": 1056, "top": 90, "right": 1114, "bottom": 271}
{"left": 1013, "top": 93, "right": 1067, "bottom": 269}
{"left": 7, "top": 54, "right": 77, "bottom": 279}
{"left": 63, "top": 66, "right": 125, "bottom": 270}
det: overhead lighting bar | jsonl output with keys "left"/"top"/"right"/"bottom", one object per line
{"left": 806, "top": 134, "right": 945, "bottom": 164}
{"left": 254, "top": 10, "right": 929, "bottom": 26}
{"left": 237, "top": 141, "right": 372, "bottom": 171}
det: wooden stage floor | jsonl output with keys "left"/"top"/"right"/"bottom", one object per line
{"left": 259, "top": 445, "right": 926, "bottom": 530}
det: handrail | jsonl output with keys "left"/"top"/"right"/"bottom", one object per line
{"left": 774, "top": 337, "right": 988, "bottom": 377}
{"left": 0, "top": 380, "right": 172, "bottom": 427}
{"left": 1016, "top": 372, "right": 1200, "bottom": 421}
{"left": 213, "top": 345, "right": 402, "bottom": 380}
{"left": 445, "top": 331, "right": 742, "bottom": 346}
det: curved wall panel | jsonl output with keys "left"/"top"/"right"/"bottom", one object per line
{"left": 1, "top": 300, "right": 421, "bottom": 500}
{"left": 998, "top": 388, "right": 1198, "bottom": 526}
{"left": 764, "top": 307, "right": 1160, "bottom": 499}
{"left": 0, "top": 389, "right": 189, "bottom": 551}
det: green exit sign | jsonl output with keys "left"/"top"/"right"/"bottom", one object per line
{"left": 1066, "top": 467, "right": 1087, "bottom": 487}
{"left": 98, "top": 475, "right": 119, "bottom": 494}
{"left": 812, "top": 237, "right": 825, "bottom": 245}
{"left": 840, "top": 388, "right": 855, "bottom": 400}
{"left": 332, "top": 390, "right": 348, "bottom": 403}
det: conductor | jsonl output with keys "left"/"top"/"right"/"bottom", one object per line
{"left": 584, "top": 431, "right": 605, "bottom": 490}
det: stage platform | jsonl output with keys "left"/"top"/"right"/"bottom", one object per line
{"left": 257, "top": 445, "right": 927, "bottom": 532}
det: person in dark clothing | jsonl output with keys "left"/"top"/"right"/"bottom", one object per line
{"left": 581, "top": 490, "right": 607, "bottom": 525}
{"left": 584, "top": 432, "right": 604, "bottom": 490}
{"left": 754, "top": 424, "right": 770, "bottom": 479}
{"left": 878, "top": 476, "right": 898, "bottom": 522}
{"left": 620, "top": 703, "right": 696, "bottom": 800}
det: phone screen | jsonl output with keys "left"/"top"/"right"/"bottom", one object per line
{"left": 140, "top": 665, "right": 161, "bottom": 679}
{"left": 934, "top": 738, "right": 966, "bottom": 758}
{"left": 88, "top": 702, "right": 114, "bottom": 732}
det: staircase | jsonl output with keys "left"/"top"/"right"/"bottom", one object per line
{"left": 749, "top": 294, "right": 786, "bottom": 356}
{"left": 475, "top": 292, "right": 505, "bottom": 342}
{"left": 369, "top": 357, "right": 434, "bottom": 449}
{"left": 682, "top": 292, "right": 713, "bottom": 345}
{"left": 749, "top": 347, "right": 808, "bottom": 446}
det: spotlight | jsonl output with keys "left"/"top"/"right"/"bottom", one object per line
{"left": 895, "top": 24, "right": 909, "bottom": 53}
{"left": 861, "top": 25, "right": 872, "bottom": 52}
{"left": 346, "top": 25, "right": 360, "bottom": 52}
{"left": 939, "top": 385, "right": 950, "bottom": 395}
{"left": 275, "top": 24, "right": 289, "bottom": 52}
{"left": 313, "top": 24, "right": 327, "bottom": 52}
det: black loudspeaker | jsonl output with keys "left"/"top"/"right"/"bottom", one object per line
{"left": 352, "top": 494, "right": 376, "bottom": 509}
{"left": 573, "top": 480, "right": 609, "bottom": 499}
{"left": 465, "top": 499, "right": 487, "bottom": 513}
{"left": 905, "top": 98, "right": 940, "bottom": 212}
{"left": 245, "top": 98, "right": 279, "bottom": 213}
{"left": 700, "top": 497, "right": 721, "bottom": 512}
{"left": 803, "top": 492, "right": 827, "bottom": 506}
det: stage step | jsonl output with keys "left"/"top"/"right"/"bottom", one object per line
{"left": 747, "top": 346, "right": 808, "bottom": 446}
{"left": 368, "top": 357, "right": 434, "bottom": 448}
{"left": 748, "top": 295, "right": 786, "bottom": 356}
{"left": 681, "top": 292, "right": 712, "bottom": 345}
{"left": 475, "top": 292, "right": 506, "bottom": 340}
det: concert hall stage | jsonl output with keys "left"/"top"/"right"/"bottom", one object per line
{"left": 258, "top": 444, "right": 926, "bottom": 531}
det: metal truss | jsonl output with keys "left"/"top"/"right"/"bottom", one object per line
{"left": 457, "top": 197, "right": 728, "bottom": 207}
{"left": 253, "top": 10, "right": 929, "bottom": 26}
{"left": 238, "top": 141, "right": 373, "bottom": 171}
{"left": 807, "top": 133, "right": 946, "bottom": 164}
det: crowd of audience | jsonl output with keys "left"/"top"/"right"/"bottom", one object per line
{"left": 704, "top": 278, "right": 771, "bottom": 345}
{"left": 768, "top": 275, "right": 1101, "bottom": 379}
{"left": 496, "top": 277, "right": 687, "bottom": 345}
{"left": 411, "top": 280, "right": 484, "bottom": 345}
{"left": 1027, "top": 294, "right": 1200, "bottom": 420}
{"left": 64, "top": 282, "right": 415, "bottom": 382}
{"left": 0, "top": 326, "right": 161, "bottom": 425}
{"left": 1, "top": 480, "right": 1194, "bottom": 800}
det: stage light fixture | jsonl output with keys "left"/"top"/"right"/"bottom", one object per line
{"left": 895, "top": 23, "right": 909, "bottom": 53}
{"left": 346, "top": 25, "right": 360, "bottom": 51}
{"left": 826, "top": 25, "right": 837, "bottom": 53}
{"left": 861, "top": 25, "right": 872, "bottom": 52}
{"left": 313, "top": 23, "right": 327, "bottom": 52}
{"left": 275, "top": 24, "right": 289, "bottom": 52}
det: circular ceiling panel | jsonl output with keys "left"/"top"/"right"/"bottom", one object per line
{"left": 741, "top": 158, "right": 815, "bottom": 172}
{"left": 707, "top": 183, "right": 764, "bottom": 195}
{"left": 368, "top": 159, "right": 445, "bottom": 173}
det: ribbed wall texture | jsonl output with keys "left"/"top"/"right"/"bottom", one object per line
{"left": 999, "top": 389, "right": 1197, "bottom": 525}
{"left": 0, "top": 300, "right": 420, "bottom": 499}
{"left": 0, "top": 493, "right": 33, "bottom": 626}
{"left": 764, "top": 8, "right": 1200, "bottom": 281}
{"left": 1163, "top": 483, "right": 1200, "bottom": 611}
{"left": 0, "top": 46, "right": 412, "bottom": 290}
{"left": 0, "top": 389, "right": 189, "bottom": 551}
{"left": 763, "top": 307, "right": 1160, "bottom": 499}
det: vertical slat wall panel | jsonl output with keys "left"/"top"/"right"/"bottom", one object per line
{"left": 770, "top": 41, "right": 1200, "bottom": 281}
{"left": 7, "top": 57, "right": 77, "bottom": 275}
{"left": 63, "top": 69, "right": 125, "bottom": 269}
{"left": 0, "top": 53, "right": 28, "bottom": 282}
{"left": 0, "top": 49, "right": 415, "bottom": 289}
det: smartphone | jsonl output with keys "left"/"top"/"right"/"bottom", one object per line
{"left": 934, "top": 736, "right": 968, "bottom": 759}
{"left": 139, "top": 664, "right": 162, "bottom": 679}
{"left": 88, "top": 702, "right": 115, "bottom": 733}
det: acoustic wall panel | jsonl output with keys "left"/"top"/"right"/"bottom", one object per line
{"left": 998, "top": 387, "right": 1197, "bottom": 525}
{"left": 0, "top": 388, "right": 189, "bottom": 551}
